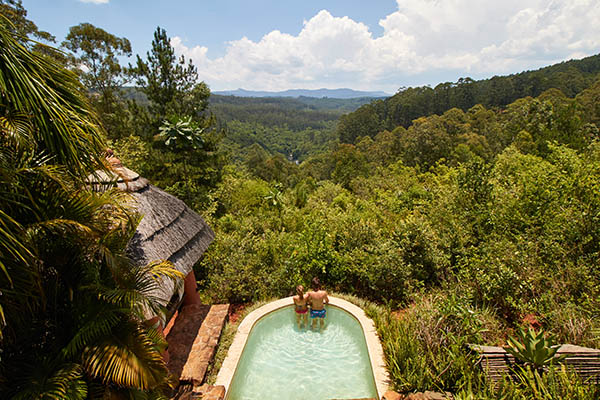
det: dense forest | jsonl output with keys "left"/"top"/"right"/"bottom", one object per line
{"left": 197, "top": 80, "right": 600, "bottom": 317}
{"left": 122, "top": 90, "right": 374, "bottom": 163}
{"left": 1, "top": 0, "right": 600, "bottom": 398}
{"left": 338, "top": 55, "right": 600, "bottom": 143}
{"left": 208, "top": 95, "right": 367, "bottom": 162}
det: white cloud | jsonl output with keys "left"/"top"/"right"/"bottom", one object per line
{"left": 172, "top": 1, "right": 600, "bottom": 92}
{"left": 79, "top": 0, "right": 109, "bottom": 4}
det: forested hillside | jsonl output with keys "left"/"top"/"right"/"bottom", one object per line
{"left": 338, "top": 54, "right": 600, "bottom": 143}
{"left": 3, "top": 1, "right": 600, "bottom": 397}
{"left": 209, "top": 95, "right": 375, "bottom": 162}
{"left": 196, "top": 74, "right": 600, "bottom": 397}
{"left": 201, "top": 83, "right": 600, "bottom": 305}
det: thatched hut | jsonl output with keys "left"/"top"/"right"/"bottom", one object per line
{"left": 87, "top": 156, "right": 215, "bottom": 324}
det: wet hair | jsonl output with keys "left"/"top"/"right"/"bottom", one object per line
{"left": 311, "top": 277, "right": 321, "bottom": 291}
{"left": 296, "top": 285, "right": 304, "bottom": 297}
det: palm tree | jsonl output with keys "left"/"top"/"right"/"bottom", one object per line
{"left": 0, "top": 17, "right": 182, "bottom": 399}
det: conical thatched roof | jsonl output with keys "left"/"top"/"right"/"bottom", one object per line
{"left": 87, "top": 157, "right": 215, "bottom": 308}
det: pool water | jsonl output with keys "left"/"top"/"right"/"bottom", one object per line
{"left": 226, "top": 305, "right": 378, "bottom": 400}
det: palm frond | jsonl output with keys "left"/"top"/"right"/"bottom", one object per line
{"left": 0, "top": 255, "right": 43, "bottom": 342}
{"left": 0, "top": 111, "right": 34, "bottom": 148}
{"left": 144, "top": 261, "right": 186, "bottom": 283}
{"left": 144, "top": 326, "right": 168, "bottom": 354}
{"left": 0, "top": 16, "right": 106, "bottom": 179}
{"left": 99, "top": 260, "right": 183, "bottom": 319}
{"left": 61, "top": 309, "right": 122, "bottom": 359}
{"left": 11, "top": 363, "right": 87, "bottom": 400}
{"left": 82, "top": 322, "right": 170, "bottom": 390}
{"left": 0, "top": 302, "right": 5, "bottom": 340}
{"left": 0, "top": 209, "right": 31, "bottom": 283}
{"left": 26, "top": 218, "right": 95, "bottom": 237}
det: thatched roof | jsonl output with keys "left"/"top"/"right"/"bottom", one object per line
{"left": 87, "top": 158, "right": 215, "bottom": 307}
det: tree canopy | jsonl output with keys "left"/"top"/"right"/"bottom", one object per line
{"left": 338, "top": 54, "right": 600, "bottom": 143}
{"left": 62, "top": 22, "right": 132, "bottom": 139}
{"left": 63, "top": 23, "right": 132, "bottom": 93}
{"left": 131, "top": 26, "right": 210, "bottom": 128}
{"left": 0, "top": 0, "right": 54, "bottom": 43}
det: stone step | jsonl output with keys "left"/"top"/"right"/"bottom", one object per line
{"left": 469, "top": 343, "right": 600, "bottom": 384}
{"left": 192, "top": 384, "right": 225, "bottom": 400}
{"left": 166, "top": 304, "right": 230, "bottom": 386}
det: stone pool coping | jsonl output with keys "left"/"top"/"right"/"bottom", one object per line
{"left": 215, "top": 296, "right": 389, "bottom": 398}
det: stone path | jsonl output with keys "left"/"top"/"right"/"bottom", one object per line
{"left": 166, "top": 304, "right": 230, "bottom": 386}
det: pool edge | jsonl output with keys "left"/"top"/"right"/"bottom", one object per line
{"left": 215, "top": 296, "right": 389, "bottom": 398}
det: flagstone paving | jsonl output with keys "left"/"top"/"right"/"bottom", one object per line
{"left": 166, "top": 303, "right": 230, "bottom": 386}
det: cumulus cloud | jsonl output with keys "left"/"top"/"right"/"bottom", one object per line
{"left": 79, "top": 0, "right": 109, "bottom": 4}
{"left": 172, "top": 1, "right": 600, "bottom": 92}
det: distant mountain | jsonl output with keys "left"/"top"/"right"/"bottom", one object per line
{"left": 213, "top": 88, "right": 390, "bottom": 99}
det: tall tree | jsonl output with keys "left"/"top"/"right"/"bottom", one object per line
{"left": 62, "top": 23, "right": 131, "bottom": 95}
{"left": 0, "top": 0, "right": 64, "bottom": 61}
{"left": 131, "top": 26, "right": 210, "bottom": 129}
{"left": 62, "top": 23, "right": 132, "bottom": 138}
{"left": 123, "top": 26, "right": 223, "bottom": 210}
{"left": 337, "top": 102, "right": 385, "bottom": 144}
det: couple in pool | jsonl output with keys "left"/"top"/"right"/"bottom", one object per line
{"left": 293, "top": 277, "right": 329, "bottom": 330}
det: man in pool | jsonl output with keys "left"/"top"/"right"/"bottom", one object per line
{"left": 307, "top": 277, "right": 329, "bottom": 331}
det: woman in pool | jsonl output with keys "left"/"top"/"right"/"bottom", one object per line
{"left": 293, "top": 285, "right": 309, "bottom": 329}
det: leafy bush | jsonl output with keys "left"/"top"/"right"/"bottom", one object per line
{"left": 370, "top": 293, "right": 503, "bottom": 393}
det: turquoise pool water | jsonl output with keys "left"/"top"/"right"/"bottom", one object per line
{"left": 226, "top": 305, "right": 378, "bottom": 400}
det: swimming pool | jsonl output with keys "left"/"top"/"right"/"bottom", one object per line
{"left": 216, "top": 297, "right": 388, "bottom": 400}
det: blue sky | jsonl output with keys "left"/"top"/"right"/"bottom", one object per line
{"left": 22, "top": 0, "right": 600, "bottom": 93}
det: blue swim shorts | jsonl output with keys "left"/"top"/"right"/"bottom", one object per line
{"left": 310, "top": 308, "right": 326, "bottom": 318}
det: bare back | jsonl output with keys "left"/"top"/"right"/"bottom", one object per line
{"left": 293, "top": 294, "right": 307, "bottom": 310}
{"left": 308, "top": 290, "right": 329, "bottom": 310}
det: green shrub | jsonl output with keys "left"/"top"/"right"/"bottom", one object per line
{"left": 365, "top": 293, "right": 502, "bottom": 393}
